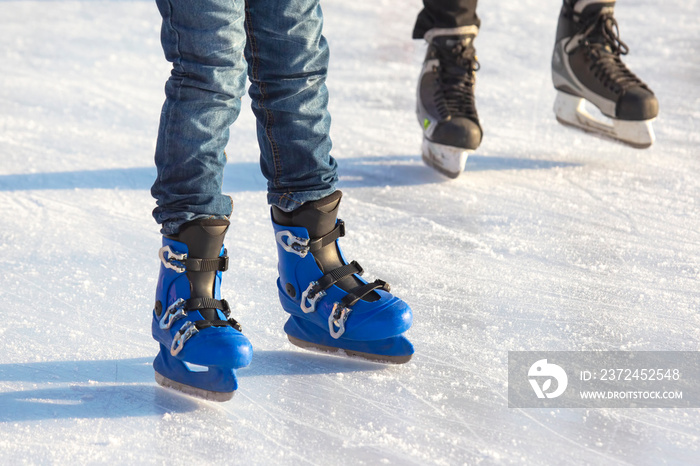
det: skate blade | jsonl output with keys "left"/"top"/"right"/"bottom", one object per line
{"left": 287, "top": 335, "right": 413, "bottom": 365}
{"left": 155, "top": 371, "right": 234, "bottom": 402}
{"left": 421, "top": 139, "right": 472, "bottom": 179}
{"left": 554, "top": 91, "right": 655, "bottom": 149}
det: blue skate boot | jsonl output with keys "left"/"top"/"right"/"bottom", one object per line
{"left": 272, "top": 191, "right": 414, "bottom": 363}
{"left": 152, "top": 219, "right": 252, "bottom": 401}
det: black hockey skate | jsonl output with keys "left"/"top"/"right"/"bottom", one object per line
{"left": 551, "top": 0, "right": 658, "bottom": 148}
{"left": 417, "top": 26, "right": 482, "bottom": 178}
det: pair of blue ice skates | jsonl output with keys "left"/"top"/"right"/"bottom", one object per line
{"left": 152, "top": 191, "right": 414, "bottom": 400}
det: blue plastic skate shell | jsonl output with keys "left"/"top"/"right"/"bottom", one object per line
{"left": 284, "top": 316, "right": 414, "bottom": 363}
{"left": 153, "top": 344, "right": 239, "bottom": 401}
{"left": 151, "top": 236, "right": 252, "bottom": 399}
{"left": 272, "top": 216, "right": 413, "bottom": 360}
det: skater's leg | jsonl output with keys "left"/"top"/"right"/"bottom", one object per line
{"left": 243, "top": 0, "right": 337, "bottom": 211}
{"left": 413, "top": 0, "right": 482, "bottom": 178}
{"left": 243, "top": 0, "right": 413, "bottom": 362}
{"left": 413, "top": 0, "right": 479, "bottom": 39}
{"left": 151, "top": 0, "right": 248, "bottom": 236}
{"left": 551, "top": 0, "right": 658, "bottom": 147}
{"left": 150, "top": 0, "right": 252, "bottom": 400}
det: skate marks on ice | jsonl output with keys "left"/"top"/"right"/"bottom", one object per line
{"left": 239, "top": 349, "right": 388, "bottom": 378}
{"left": 0, "top": 351, "right": 386, "bottom": 422}
{"left": 0, "top": 156, "right": 581, "bottom": 192}
{"left": 0, "top": 358, "right": 201, "bottom": 422}
{"left": 336, "top": 154, "right": 581, "bottom": 187}
{"left": 0, "top": 163, "right": 266, "bottom": 193}
{"left": 0, "top": 385, "right": 203, "bottom": 423}
{"left": 0, "top": 158, "right": 435, "bottom": 191}
{"left": 0, "top": 351, "right": 378, "bottom": 423}
{"left": 465, "top": 154, "right": 581, "bottom": 173}
{"left": 0, "top": 167, "right": 157, "bottom": 191}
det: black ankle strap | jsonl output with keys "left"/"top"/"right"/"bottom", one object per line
{"left": 160, "top": 246, "right": 229, "bottom": 273}
{"left": 307, "top": 261, "right": 363, "bottom": 298}
{"left": 339, "top": 280, "right": 391, "bottom": 308}
{"left": 308, "top": 220, "right": 345, "bottom": 253}
{"left": 184, "top": 255, "right": 229, "bottom": 272}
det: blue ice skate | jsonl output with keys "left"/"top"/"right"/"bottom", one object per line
{"left": 272, "top": 191, "right": 414, "bottom": 363}
{"left": 152, "top": 219, "right": 252, "bottom": 401}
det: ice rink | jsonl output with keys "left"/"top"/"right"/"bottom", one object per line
{"left": 1, "top": 0, "right": 698, "bottom": 463}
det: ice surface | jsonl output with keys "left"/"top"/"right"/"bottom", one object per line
{"left": 1, "top": 0, "right": 699, "bottom": 464}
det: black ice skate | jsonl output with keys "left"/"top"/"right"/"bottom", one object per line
{"left": 551, "top": 0, "right": 658, "bottom": 148}
{"left": 417, "top": 26, "right": 482, "bottom": 178}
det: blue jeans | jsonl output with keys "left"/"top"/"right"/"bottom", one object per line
{"left": 151, "top": 0, "right": 338, "bottom": 235}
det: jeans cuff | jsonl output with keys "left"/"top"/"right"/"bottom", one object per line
{"left": 268, "top": 187, "right": 337, "bottom": 212}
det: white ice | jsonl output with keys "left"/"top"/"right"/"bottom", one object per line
{"left": 1, "top": 0, "right": 699, "bottom": 464}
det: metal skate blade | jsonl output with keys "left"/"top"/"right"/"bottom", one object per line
{"left": 421, "top": 139, "right": 472, "bottom": 179}
{"left": 154, "top": 371, "right": 234, "bottom": 402}
{"left": 287, "top": 335, "right": 413, "bottom": 365}
{"left": 554, "top": 91, "right": 655, "bottom": 148}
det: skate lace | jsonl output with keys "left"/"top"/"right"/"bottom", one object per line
{"left": 433, "top": 38, "right": 480, "bottom": 120}
{"left": 567, "top": 13, "right": 649, "bottom": 95}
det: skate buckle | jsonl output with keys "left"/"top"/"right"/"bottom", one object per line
{"left": 159, "top": 245, "right": 187, "bottom": 273}
{"left": 276, "top": 231, "right": 310, "bottom": 258}
{"left": 171, "top": 321, "right": 198, "bottom": 356}
{"left": 301, "top": 281, "right": 326, "bottom": 313}
{"left": 328, "top": 303, "right": 351, "bottom": 339}
{"left": 159, "top": 298, "right": 187, "bottom": 330}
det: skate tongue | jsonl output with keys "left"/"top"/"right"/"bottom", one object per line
{"left": 443, "top": 36, "right": 473, "bottom": 48}
{"left": 177, "top": 219, "right": 229, "bottom": 259}
{"left": 433, "top": 36, "right": 477, "bottom": 74}
{"left": 584, "top": 21, "right": 619, "bottom": 55}
{"left": 574, "top": 0, "right": 615, "bottom": 16}
{"left": 434, "top": 35, "right": 475, "bottom": 53}
{"left": 176, "top": 219, "right": 230, "bottom": 305}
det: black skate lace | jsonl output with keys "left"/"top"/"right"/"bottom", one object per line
{"left": 433, "top": 38, "right": 480, "bottom": 121}
{"left": 567, "top": 12, "right": 649, "bottom": 95}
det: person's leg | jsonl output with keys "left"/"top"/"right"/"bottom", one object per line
{"left": 243, "top": 0, "right": 337, "bottom": 211}
{"left": 244, "top": 0, "right": 413, "bottom": 362}
{"left": 414, "top": 0, "right": 482, "bottom": 178}
{"left": 150, "top": 0, "right": 252, "bottom": 401}
{"left": 413, "top": 0, "right": 479, "bottom": 39}
{"left": 151, "top": 0, "right": 249, "bottom": 235}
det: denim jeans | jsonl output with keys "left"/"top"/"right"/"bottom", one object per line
{"left": 151, "top": 0, "right": 338, "bottom": 235}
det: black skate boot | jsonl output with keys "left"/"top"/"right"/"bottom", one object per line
{"left": 551, "top": 0, "right": 658, "bottom": 148}
{"left": 417, "top": 26, "right": 482, "bottom": 179}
